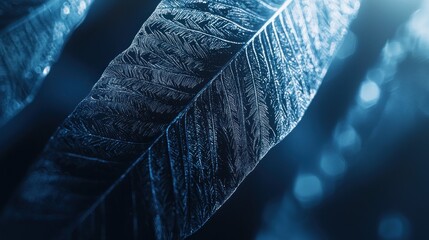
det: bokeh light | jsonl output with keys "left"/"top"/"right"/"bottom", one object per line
{"left": 378, "top": 213, "right": 410, "bottom": 240}
{"left": 336, "top": 31, "right": 358, "bottom": 60}
{"left": 358, "top": 80, "right": 381, "bottom": 108}
{"left": 320, "top": 151, "right": 347, "bottom": 177}
{"left": 334, "top": 124, "right": 361, "bottom": 153}
{"left": 293, "top": 174, "right": 323, "bottom": 204}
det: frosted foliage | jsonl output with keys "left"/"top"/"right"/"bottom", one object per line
{"left": 1, "top": 0, "right": 359, "bottom": 239}
{"left": 0, "top": 0, "right": 92, "bottom": 125}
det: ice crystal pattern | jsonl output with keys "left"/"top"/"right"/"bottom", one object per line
{"left": 1, "top": 0, "right": 359, "bottom": 239}
{"left": 0, "top": 0, "right": 92, "bottom": 125}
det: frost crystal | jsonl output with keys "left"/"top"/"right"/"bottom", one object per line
{"left": 2, "top": 0, "right": 360, "bottom": 239}
{"left": 0, "top": 0, "right": 92, "bottom": 125}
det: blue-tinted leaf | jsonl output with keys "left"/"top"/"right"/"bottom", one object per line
{"left": 0, "top": 0, "right": 359, "bottom": 239}
{"left": 0, "top": 0, "right": 92, "bottom": 125}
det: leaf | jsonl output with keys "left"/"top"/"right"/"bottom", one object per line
{"left": 0, "top": 0, "right": 92, "bottom": 125}
{"left": 0, "top": 0, "right": 360, "bottom": 239}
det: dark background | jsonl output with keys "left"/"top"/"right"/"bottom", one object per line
{"left": 1, "top": 0, "right": 429, "bottom": 239}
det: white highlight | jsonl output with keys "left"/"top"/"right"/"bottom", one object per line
{"left": 62, "top": 5, "right": 70, "bottom": 16}
{"left": 42, "top": 66, "right": 51, "bottom": 76}
{"left": 359, "top": 80, "right": 380, "bottom": 108}
{"left": 78, "top": 1, "right": 87, "bottom": 15}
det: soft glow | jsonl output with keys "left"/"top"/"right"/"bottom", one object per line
{"left": 320, "top": 152, "right": 347, "bottom": 177}
{"left": 407, "top": 1, "right": 429, "bottom": 57}
{"left": 293, "top": 174, "right": 323, "bottom": 204}
{"left": 78, "top": 1, "right": 87, "bottom": 15}
{"left": 336, "top": 31, "right": 358, "bottom": 59}
{"left": 358, "top": 80, "right": 380, "bottom": 108}
{"left": 367, "top": 69, "right": 386, "bottom": 84}
{"left": 382, "top": 41, "right": 405, "bottom": 64}
{"left": 335, "top": 124, "right": 361, "bottom": 152}
{"left": 378, "top": 214, "right": 409, "bottom": 239}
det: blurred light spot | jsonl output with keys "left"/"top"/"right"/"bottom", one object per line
{"left": 334, "top": 124, "right": 361, "bottom": 152}
{"left": 367, "top": 69, "right": 386, "bottom": 84}
{"left": 320, "top": 152, "right": 347, "bottom": 177}
{"left": 358, "top": 80, "right": 380, "bottom": 108}
{"left": 382, "top": 41, "right": 405, "bottom": 64}
{"left": 53, "top": 22, "right": 67, "bottom": 39}
{"left": 407, "top": 4, "right": 429, "bottom": 57}
{"left": 78, "top": 1, "right": 87, "bottom": 15}
{"left": 378, "top": 214, "right": 410, "bottom": 239}
{"left": 336, "top": 31, "right": 358, "bottom": 59}
{"left": 293, "top": 174, "right": 323, "bottom": 204}
{"left": 42, "top": 66, "right": 51, "bottom": 76}
{"left": 62, "top": 5, "right": 70, "bottom": 16}
{"left": 257, "top": 197, "right": 320, "bottom": 240}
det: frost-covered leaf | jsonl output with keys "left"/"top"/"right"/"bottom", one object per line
{"left": 0, "top": 0, "right": 92, "bottom": 125}
{"left": 1, "top": 0, "right": 359, "bottom": 239}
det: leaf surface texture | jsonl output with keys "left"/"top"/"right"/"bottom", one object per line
{"left": 0, "top": 0, "right": 92, "bottom": 125}
{"left": 1, "top": 0, "right": 360, "bottom": 239}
